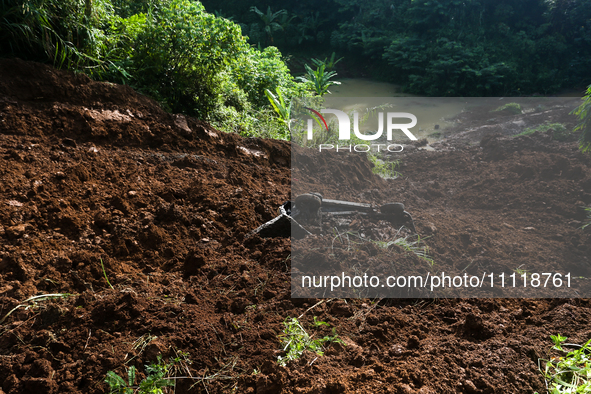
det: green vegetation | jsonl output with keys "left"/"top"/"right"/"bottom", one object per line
{"left": 0, "top": 0, "right": 318, "bottom": 139}
{"left": 264, "top": 87, "right": 291, "bottom": 127}
{"left": 333, "top": 229, "right": 433, "bottom": 266}
{"left": 202, "top": 0, "right": 591, "bottom": 97}
{"left": 104, "top": 351, "right": 196, "bottom": 394}
{"left": 297, "top": 62, "right": 341, "bottom": 96}
{"left": 105, "top": 355, "right": 177, "bottom": 394}
{"left": 3, "top": 0, "right": 591, "bottom": 142}
{"left": 513, "top": 123, "right": 568, "bottom": 138}
{"left": 369, "top": 155, "right": 400, "bottom": 179}
{"left": 573, "top": 85, "right": 591, "bottom": 153}
{"left": 249, "top": 6, "right": 289, "bottom": 46}
{"left": 100, "top": 258, "right": 114, "bottom": 290}
{"left": 538, "top": 334, "right": 591, "bottom": 393}
{"left": 493, "top": 103, "right": 523, "bottom": 115}
{"left": 312, "top": 52, "right": 343, "bottom": 71}
{"left": 373, "top": 234, "right": 434, "bottom": 266}
{"left": 277, "top": 316, "right": 344, "bottom": 367}
{"left": 583, "top": 207, "right": 591, "bottom": 230}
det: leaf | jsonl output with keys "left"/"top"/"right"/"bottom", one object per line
{"left": 127, "top": 366, "right": 136, "bottom": 387}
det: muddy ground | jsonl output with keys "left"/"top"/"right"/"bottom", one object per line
{"left": 0, "top": 58, "right": 590, "bottom": 394}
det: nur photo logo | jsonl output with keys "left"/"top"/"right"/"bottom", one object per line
{"left": 302, "top": 106, "right": 418, "bottom": 152}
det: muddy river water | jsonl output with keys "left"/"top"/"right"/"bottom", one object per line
{"left": 322, "top": 78, "right": 581, "bottom": 141}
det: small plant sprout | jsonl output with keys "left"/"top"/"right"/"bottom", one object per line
{"left": 105, "top": 355, "right": 177, "bottom": 394}
{"left": 105, "top": 365, "right": 137, "bottom": 394}
{"left": 582, "top": 206, "right": 591, "bottom": 230}
{"left": 551, "top": 334, "right": 568, "bottom": 351}
{"left": 277, "top": 316, "right": 344, "bottom": 367}
{"left": 513, "top": 264, "right": 532, "bottom": 278}
{"left": 312, "top": 316, "right": 330, "bottom": 327}
{"left": 101, "top": 258, "right": 115, "bottom": 290}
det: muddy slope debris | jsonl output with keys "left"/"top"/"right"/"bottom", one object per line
{"left": 0, "top": 59, "right": 590, "bottom": 394}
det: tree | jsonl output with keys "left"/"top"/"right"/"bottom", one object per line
{"left": 250, "top": 6, "right": 288, "bottom": 46}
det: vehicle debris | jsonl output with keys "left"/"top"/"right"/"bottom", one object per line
{"left": 249, "top": 193, "right": 417, "bottom": 238}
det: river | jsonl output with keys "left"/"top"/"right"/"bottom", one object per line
{"left": 323, "top": 78, "right": 582, "bottom": 141}
{"left": 326, "top": 78, "right": 469, "bottom": 140}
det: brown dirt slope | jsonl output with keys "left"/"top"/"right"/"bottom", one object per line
{"left": 0, "top": 58, "right": 590, "bottom": 394}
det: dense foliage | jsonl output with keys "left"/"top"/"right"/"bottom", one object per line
{"left": 0, "top": 0, "right": 310, "bottom": 138}
{"left": 573, "top": 85, "right": 591, "bottom": 153}
{"left": 202, "top": 0, "right": 591, "bottom": 96}
{"left": 2, "top": 0, "right": 591, "bottom": 142}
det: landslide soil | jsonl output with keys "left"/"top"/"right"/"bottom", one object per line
{"left": 0, "top": 58, "right": 590, "bottom": 394}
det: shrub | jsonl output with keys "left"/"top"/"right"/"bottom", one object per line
{"left": 130, "top": 0, "right": 247, "bottom": 117}
{"left": 493, "top": 102, "right": 523, "bottom": 115}
{"left": 229, "top": 45, "right": 305, "bottom": 109}
{"left": 0, "top": 0, "right": 115, "bottom": 73}
{"left": 0, "top": 0, "right": 307, "bottom": 132}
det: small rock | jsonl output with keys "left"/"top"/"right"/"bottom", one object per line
{"left": 425, "top": 222, "right": 437, "bottom": 234}
{"left": 523, "top": 227, "right": 536, "bottom": 231}
{"left": 464, "top": 379, "right": 478, "bottom": 393}
{"left": 389, "top": 344, "right": 404, "bottom": 356}
{"left": 7, "top": 200, "right": 22, "bottom": 207}
{"left": 128, "top": 190, "right": 137, "bottom": 197}
{"left": 6, "top": 224, "right": 27, "bottom": 239}
{"left": 418, "top": 387, "right": 436, "bottom": 394}
{"left": 502, "top": 222, "right": 515, "bottom": 229}
{"left": 55, "top": 171, "right": 66, "bottom": 179}
{"left": 396, "top": 384, "right": 414, "bottom": 394}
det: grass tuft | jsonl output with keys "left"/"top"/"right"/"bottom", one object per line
{"left": 373, "top": 234, "right": 434, "bottom": 266}
{"left": 369, "top": 155, "right": 401, "bottom": 179}
{"left": 582, "top": 207, "right": 591, "bottom": 230}
{"left": 100, "top": 258, "right": 115, "bottom": 290}
{"left": 277, "top": 316, "right": 344, "bottom": 367}
{"left": 105, "top": 355, "right": 177, "bottom": 394}
{"left": 513, "top": 123, "right": 569, "bottom": 139}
